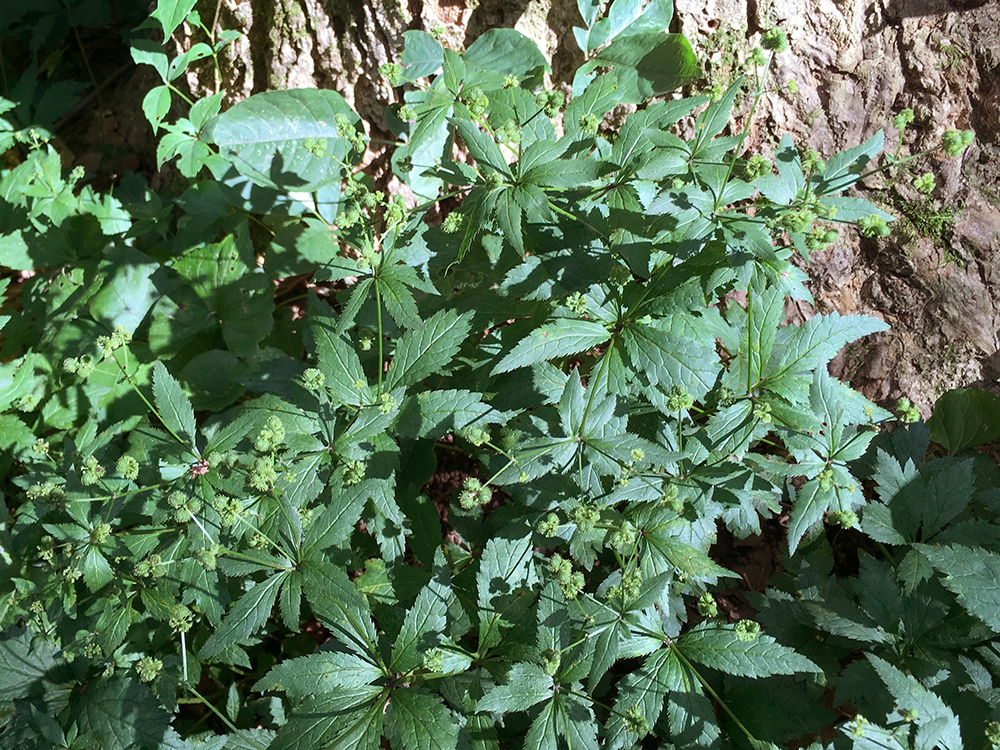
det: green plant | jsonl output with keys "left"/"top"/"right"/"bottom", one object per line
{"left": 0, "top": 0, "right": 996, "bottom": 749}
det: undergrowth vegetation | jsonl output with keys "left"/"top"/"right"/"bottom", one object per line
{"left": 0, "top": 1, "right": 997, "bottom": 749}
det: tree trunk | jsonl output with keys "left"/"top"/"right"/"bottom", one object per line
{"left": 183, "top": 0, "right": 1000, "bottom": 415}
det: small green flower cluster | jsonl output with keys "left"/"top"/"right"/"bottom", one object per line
{"left": 458, "top": 477, "right": 491, "bottom": 509}
{"left": 96, "top": 325, "right": 133, "bottom": 360}
{"left": 895, "top": 396, "right": 920, "bottom": 423}
{"left": 62, "top": 354, "right": 96, "bottom": 378}
{"left": 343, "top": 459, "right": 366, "bottom": 486}
{"left": 135, "top": 656, "right": 163, "bottom": 683}
{"left": 495, "top": 120, "right": 520, "bottom": 146}
{"left": 535, "top": 89, "right": 565, "bottom": 117}
{"left": 213, "top": 494, "right": 245, "bottom": 526}
{"left": 742, "top": 154, "right": 773, "bottom": 180}
{"left": 735, "top": 619, "right": 761, "bottom": 641}
{"left": 422, "top": 647, "right": 445, "bottom": 672}
{"left": 623, "top": 705, "right": 650, "bottom": 737}
{"left": 578, "top": 112, "right": 600, "bottom": 137}
{"left": 378, "top": 393, "right": 397, "bottom": 414}
{"left": 81, "top": 455, "right": 105, "bottom": 486}
{"left": 255, "top": 416, "right": 285, "bottom": 452}
{"left": 858, "top": 214, "right": 891, "bottom": 238}
{"left": 89, "top": 522, "right": 112, "bottom": 546}
{"left": 167, "top": 491, "right": 203, "bottom": 523}
{"left": 941, "top": 128, "right": 974, "bottom": 157}
{"left": 549, "top": 553, "right": 585, "bottom": 599}
{"left": 116, "top": 455, "right": 139, "bottom": 481}
{"left": 606, "top": 568, "right": 642, "bottom": 602}
{"left": 760, "top": 26, "right": 789, "bottom": 52}
{"left": 536, "top": 512, "right": 560, "bottom": 537}
{"left": 697, "top": 591, "right": 718, "bottom": 618}
{"left": 299, "top": 368, "right": 325, "bottom": 393}
{"left": 608, "top": 520, "right": 637, "bottom": 553}
{"left": 462, "top": 87, "right": 489, "bottom": 118}
{"left": 27, "top": 479, "right": 66, "bottom": 505}
{"left": 249, "top": 454, "right": 278, "bottom": 492}
{"left": 564, "top": 292, "right": 588, "bottom": 316}
{"left": 569, "top": 503, "right": 600, "bottom": 532}
{"left": 827, "top": 509, "right": 858, "bottom": 529}
{"left": 378, "top": 62, "right": 403, "bottom": 87}
{"left": 303, "top": 136, "right": 328, "bottom": 157}
{"left": 442, "top": 211, "right": 463, "bottom": 233}
{"left": 665, "top": 385, "right": 694, "bottom": 412}
{"left": 135, "top": 553, "right": 165, "bottom": 578}
{"left": 335, "top": 113, "right": 366, "bottom": 152}
{"left": 457, "top": 425, "right": 490, "bottom": 447}
{"left": 192, "top": 543, "right": 224, "bottom": 571}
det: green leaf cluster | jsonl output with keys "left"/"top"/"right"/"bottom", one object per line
{"left": 0, "top": 1, "right": 995, "bottom": 749}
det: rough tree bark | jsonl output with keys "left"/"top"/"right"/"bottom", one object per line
{"left": 174, "top": 0, "right": 1000, "bottom": 416}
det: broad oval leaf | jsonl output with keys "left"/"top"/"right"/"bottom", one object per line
{"left": 207, "top": 89, "right": 361, "bottom": 192}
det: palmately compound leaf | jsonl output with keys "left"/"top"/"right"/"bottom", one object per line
{"left": 385, "top": 686, "right": 460, "bottom": 750}
{"left": 387, "top": 309, "right": 473, "bottom": 390}
{"left": 677, "top": 621, "right": 821, "bottom": 678}
{"left": 152, "top": 361, "right": 197, "bottom": 449}
{"left": 477, "top": 662, "right": 554, "bottom": 714}
{"left": 199, "top": 571, "right": 291, "bottom": 660}
{"left": 915, "top": 543, "right": 1000, "bottom": 633}
{"left": 493, "top": 319, "right": 610, "bottom": 375}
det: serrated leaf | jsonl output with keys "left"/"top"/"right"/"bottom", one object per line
{"left": 302, "top": 558, "right": 378, "bottom": 657}
{"left": 765, "top": 312, "right": 889, "bottom": 399}
{"left": 606, "top": 648, "right": 672, "bottom": 750}
{"left": 304, "top": 481, "right": 368, "bottom": 555}
{"left": 200, "top": 571, "right": 290, "bottom": 660}
{"left": 89, "top": 247, "right": 162, "bottom": 334}
{"left": 152, "top": 361, "right": 197, "bottom": 448}
{"left": 591, "top": 32, "right": 700, "bottom": 101}
{"left": 150, "top": 0, "right": 197, "bottom": 38}
{"left": 387, "top": 309, "right": 473, "bottom": 390}
{"left": 787, "top": 477, "right": 835, "bottom": 555}
{"left": 396, "top": 389, "right": 498, "bottom": 439}
{"left": 71, "top": 676, "right": 170, "bottom": 750}
{"left": 385, "top": 687, "right": 460, "bottom": 750}
{"left": 391, "top": 562, "right": 450, "bottom": 672}
{"left": 867, "top": 654, "right": 962, "bottom": 750}
{"left": 812, "top": 130, "right": 885, "bottom": 195}
{"left": 270, "top": 684, "right": 384, "bottom": 750}
{"left": 478, "top": 662, "right": 554, "bottom": 713}
{"left": 915, "top": 544, "right": 1000, "bottom": 633}
{"left": 622, "top": 322, "right": 718, "bottom": 400}
{"left": 493, "top": 319, "right": 610, "bottom": 375}
{"left": 0, "top": 626, "right": 61, "bottom": 699}
{"left": 478, "top": 533, "right": 538, "bottom": 649}
{"left": 678, "top": 622, "right": 820, "bottom": 677}
{"left": 81, "top": 546, "right": 115, "bottom": 592}
{"left": 255, "top": 651, "right": 382, "bottom": 698}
